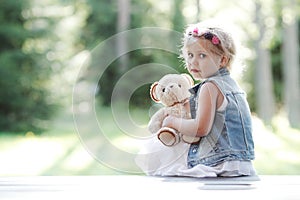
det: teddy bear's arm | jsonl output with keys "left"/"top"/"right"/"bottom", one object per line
{"left": 148, "top": 108, "right": 168, "bottom": 134}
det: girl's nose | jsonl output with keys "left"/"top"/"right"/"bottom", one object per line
{"left": 192, "top": 58, "right": 198, "bottom": 66}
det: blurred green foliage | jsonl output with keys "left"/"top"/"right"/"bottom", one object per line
{"left": 0, "top": 0, "right": 299, "bottom": 132}
{"left": 0, "top": 0, "right": 56, "bottom": 132}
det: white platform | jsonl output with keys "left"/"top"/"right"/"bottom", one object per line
{"left": 0, "top": 175, "right": 299, "bottom": 200}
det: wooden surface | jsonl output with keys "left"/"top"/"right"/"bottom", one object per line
{"left": 0, "top": 175, "right": 299, "bottom": 200}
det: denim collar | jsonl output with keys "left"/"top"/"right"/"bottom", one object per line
{"left": 189, "top": 67, "right": 230, "bottom": 94}
{"left": 210, "top": 67, "right": 230, "bottom": 77}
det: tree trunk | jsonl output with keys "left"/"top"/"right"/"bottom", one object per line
{"left": 195, "top": 0, "right": 201, "bottom": 21}
{"left": 117, "top": 0, "right": 130, "bottom": 73}
{"left": 254, "top": 2, "right": 276, "bottom": 123}
{"left": 282, "top": 0, "right": 300, "bottom": 128}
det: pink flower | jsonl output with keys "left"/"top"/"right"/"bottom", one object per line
{"left": 211, "top": 36, "right": 220, "bottom": 45}
{"left": 193, "top": 27, "right": 199, "bottom": 35}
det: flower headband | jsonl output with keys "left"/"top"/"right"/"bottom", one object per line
{"left": 188, "top": 27, "right": 220, "bottom": 45}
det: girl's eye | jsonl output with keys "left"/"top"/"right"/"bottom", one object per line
{"left": 187, "top": 53, "right": 193, "bottom": 58}
{"left": 199, "top": 53, "right": 206, "bottom": 58}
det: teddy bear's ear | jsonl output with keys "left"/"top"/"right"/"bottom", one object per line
{"left": 150, "top": 82, "right": 160, "bottom": 102}
{"left": 181, "top": 73, "right": 194, "bottom": 87}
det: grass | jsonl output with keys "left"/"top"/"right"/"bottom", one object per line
{"left": 0, "top": 106, "right": 299, "bottom": 176}
{"left": 252, "top": 115, "right": 300, "bottom": 175}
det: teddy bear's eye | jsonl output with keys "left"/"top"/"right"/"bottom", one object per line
{"left": 178, "top": 84, "right": 181, "bottom": 88}
{"left": 162, "top": 88, "right": 165, "bottom": 92}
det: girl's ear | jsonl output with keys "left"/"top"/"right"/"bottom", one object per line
{"left": 181, "top": 73, "right": 194, "bottom": 87}
{"left": 220, "top": 55, "right": 229, "bottom": 67}
{"left": 150, "top": 82, "right": 160, "bottom": 102}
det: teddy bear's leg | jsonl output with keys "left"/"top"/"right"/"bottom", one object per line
{"left": 157, "top": 127, "right": 180, "bottom": 146}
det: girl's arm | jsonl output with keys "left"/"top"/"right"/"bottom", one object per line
{"left": 162, "top": 82, "right": 222, "bottom": 137}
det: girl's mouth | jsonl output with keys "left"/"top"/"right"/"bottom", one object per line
{"left": 191, "top": 69, "right": 200, "bottom": 73}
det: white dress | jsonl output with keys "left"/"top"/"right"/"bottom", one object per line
{"left": 135, "top": 98, "right": 256, "bottom": 177}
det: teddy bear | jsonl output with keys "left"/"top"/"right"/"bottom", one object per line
{"left": 148, "top": 73, "right": 200, "bottom": 146}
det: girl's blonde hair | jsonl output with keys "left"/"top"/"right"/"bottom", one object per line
{"left": 181, "top": 22, "right": 236, "bottom": 69}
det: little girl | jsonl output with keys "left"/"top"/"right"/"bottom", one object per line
{"left": 136, "top": 21, "right": 256, "bottom": 177}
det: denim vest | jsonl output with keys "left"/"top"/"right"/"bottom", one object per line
{"left": 187, "top": 68, "right": 255, "bottom": 168}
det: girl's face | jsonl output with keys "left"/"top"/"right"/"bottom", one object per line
{"left": 185, "top": 39, "right": 222, "bottom": 80}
